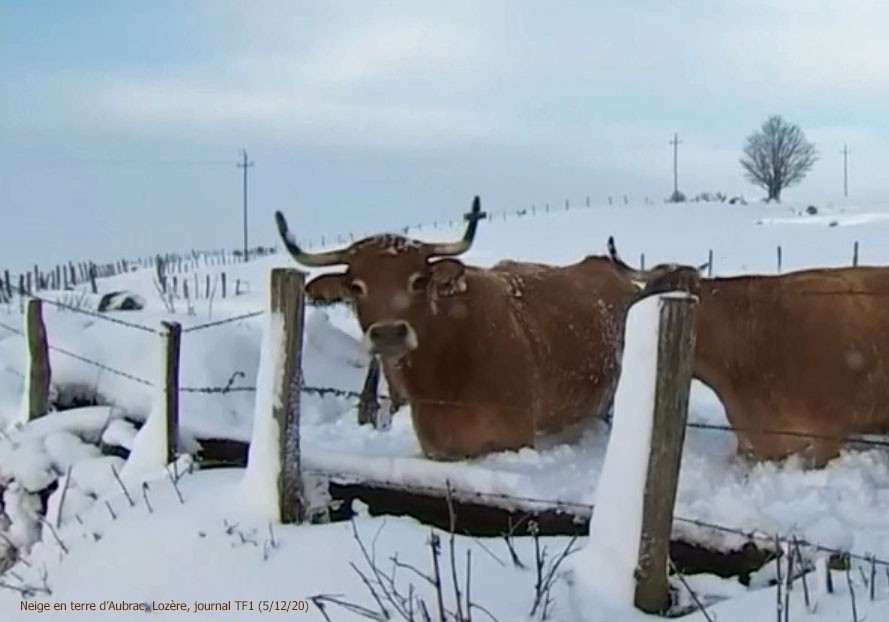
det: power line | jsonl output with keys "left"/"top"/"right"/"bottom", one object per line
{"left": 237, "top": 149, "right": 254, "bottom": 262}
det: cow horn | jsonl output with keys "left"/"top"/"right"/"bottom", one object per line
{"left": 606, "top": 236, "right": 646, "bottom": 280}
{"left": 275, "top": 211, "right": 348, "bottom": 267}
{"left": 423, "top": 196, "right": 486, "bottom": 257}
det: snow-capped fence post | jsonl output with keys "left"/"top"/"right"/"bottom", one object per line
{"left": 24, "top": 297, "right": 51, "bottom": 421}
{"left": 160, "top": 321, "right": 182, "bottom": 464}
{"left": 243, "top": 267, "right": 309, "bottom": 524}
{"left": 634, "top": 293, "right": 698, "bottom": 614}
{"left": 273, "top": 268, "right": 308, "bottom": 523}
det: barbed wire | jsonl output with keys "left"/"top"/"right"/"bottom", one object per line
{"left": 180, "top": 386, "right": 257, "bottom": 394}
{"left": 7, "top": 285, "right": 159, "bottom": 334}
{"left": 4, "top": 316, "right": 889, "bottom": 451}
{"left": 673, "top": 516, "right": 889, "bottom": 569}
{"left": 182, "top": 310, "right": 265, "bottom": 333}
{"left": 0, "top": 318, "right": 156, "bottom": 388}
{"left": 687, "top": 421, "right": 889, "bottom": 449}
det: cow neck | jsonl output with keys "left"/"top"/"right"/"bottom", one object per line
{"left": 689, "top": 278, "right": 740, "bottom": 395}
{"left": 399, "top": 296, "right": 473, "bottom": 401}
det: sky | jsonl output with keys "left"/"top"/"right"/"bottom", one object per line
{"left": 3, "top": 0, "right": 889, "bottom": 270}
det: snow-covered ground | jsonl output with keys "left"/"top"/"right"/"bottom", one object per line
{"left": 3, "top": 197, "right": 889, "bottom": 620}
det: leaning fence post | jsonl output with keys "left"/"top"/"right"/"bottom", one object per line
{"left": 24, "top": 298, "right": 51, "bottom": 422}
{"left": 634, "top": 293, "right": 698, "bottom": 614}
{"left": 160, "top": 321, "right": 181, "bottom": 464}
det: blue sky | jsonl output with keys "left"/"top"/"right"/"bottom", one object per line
{"left": 3, "top": 0, "right": 889, "bottom": 269}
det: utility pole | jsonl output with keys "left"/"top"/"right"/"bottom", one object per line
{"left": 669, "top": 132, "right": 682, "bottom": 197}
{"left": 841, "top": 144, "right": 849, "bottom": 198}
{"left": 237, "top": 149, "right": 254, "bottom": 262}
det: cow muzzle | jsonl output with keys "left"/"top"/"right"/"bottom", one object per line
{"left": 365, "top": 320, "right": 418, "bottom": 358}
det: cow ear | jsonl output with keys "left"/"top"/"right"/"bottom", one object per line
{"left": 429, "top": 258, "right": 467, "bottom": 296}
{"left": 306, "top": 273, "right": 347, "bottom": 305}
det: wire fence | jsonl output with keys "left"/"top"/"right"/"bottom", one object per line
{"left": 5, "top": 286, "right": 889, "bottom": 593}
{"left": 0, "top": 194, "right": 643, "bottom": 306}
{"left": 5, "top": 309, "right": 889, "bottom": 453}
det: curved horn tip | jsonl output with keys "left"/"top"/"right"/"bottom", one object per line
{"left": 274, "top": 212, "right": 292, "bottom": 239}
{"left": 274, "top": 211, "right": 289, "bottom": 234}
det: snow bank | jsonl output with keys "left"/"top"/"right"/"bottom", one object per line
{"left": 0, "top": 469, "right": 582, "bottom": 622}
{"left": 569, "top": 291, "right": 663, "bottom": 612}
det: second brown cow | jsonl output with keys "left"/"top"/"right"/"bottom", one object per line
{"left": 606, "top": 235, "right": 889, "bottom": 468}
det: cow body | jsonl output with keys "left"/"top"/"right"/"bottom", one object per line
{"left": 607, "top": 238, "right": 889, "bottom": 467}
{"left": 275, "top": 198, "right": 639, "bottom": 460}
{"left": 376, "top": 256, "right": 636, "bottom": 459}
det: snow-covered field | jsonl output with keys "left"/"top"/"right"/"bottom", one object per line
{"left": 3, "top": 197, "right": 889, "bottom": 620}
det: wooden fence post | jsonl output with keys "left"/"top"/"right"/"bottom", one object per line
{"left": 357, "top": 356, "right": 393, "bottom": 430}
{"left": 776, "top": 245, "right": 783, "bottom": 273}
{"left": 160, "top": 321, "right": 181, "bottom": 464}
{"left": 707, "top": 249, "right": 714, "bottom": 277}
{"left": 25, "top": 298, "right": 51, "bottom": 421}
{"left": 358, "top": 356, "right": 381, "bottom": 426}
{"left": 853, "top": 241, "right": 859, "bottom": 267}
{"left": 634, "top": 293, "right": 698, "bottom": 614}
{"left": 270, "top": 268, "right": 307, "bottom": 524}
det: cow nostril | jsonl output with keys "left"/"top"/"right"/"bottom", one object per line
{"left": 394, "top": 323, "right": 408, "bottom": 338}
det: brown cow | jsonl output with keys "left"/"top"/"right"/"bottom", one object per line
{"left": 274, "top": 197, "right": 641, "bottom": 460}
{"left": 606, "top": 236, "right": 889, "bottom": 467}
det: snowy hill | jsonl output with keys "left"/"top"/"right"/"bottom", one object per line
{"left": 2, "top": 197, "right": 889, "bottom": 620}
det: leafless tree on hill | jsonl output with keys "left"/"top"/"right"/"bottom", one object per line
{"left": 740, "top": 115, "right": 818, "bottom": 202}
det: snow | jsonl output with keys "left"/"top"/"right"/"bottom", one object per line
{"left": 3, "top": 198, "right": 889, "bottom": 619}
{"left": 569, "top": 291, "right": 663, "bottom": 611}
{"left": 239, "top": 301, "right": 285, "bottom": 521}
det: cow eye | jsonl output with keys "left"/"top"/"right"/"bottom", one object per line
{"left": 348, "top": 280, "right": 367, "bottom": 297}
{"left": 409, "top": 274, "right": 429, "bottom": 293}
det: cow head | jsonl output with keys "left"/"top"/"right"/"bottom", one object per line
{"left": 275, "top": 197, "right": 486, "bottom": 359}
{"left": 606, "top": 236, "right": 706, "bottom": 297}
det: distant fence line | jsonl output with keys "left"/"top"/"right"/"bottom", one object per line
{"left": 0, "top": 246, "right": 277, "bottom": 306}
{"left": 0, "top": 192, "right": 704, "bottom": 303}
{"left": 0, "top": 191, "right": 872, "bottom": 307}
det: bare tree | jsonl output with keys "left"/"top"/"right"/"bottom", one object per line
{"left": 740, "top": 115, "right": 818, "bottom": 202}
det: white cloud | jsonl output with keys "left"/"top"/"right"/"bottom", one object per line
{"left": 710, "top": 1, "right": 889, "bottom": 99}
